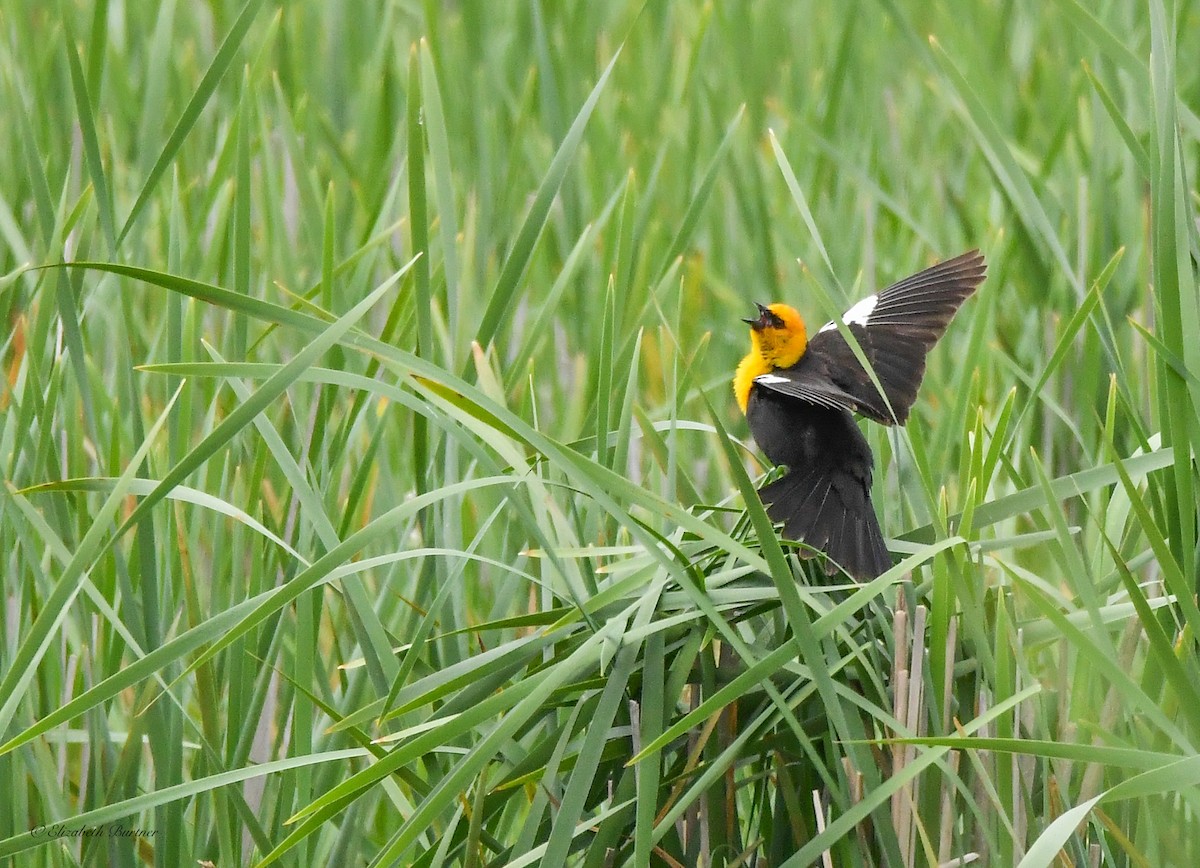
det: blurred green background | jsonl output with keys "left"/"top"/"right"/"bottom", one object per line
{"left": 1, "top": 1, "right": 1199, "bottom": 865}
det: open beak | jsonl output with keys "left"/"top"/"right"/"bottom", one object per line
{"left": 742, "top": 302, "right": 771, "bottom": 328}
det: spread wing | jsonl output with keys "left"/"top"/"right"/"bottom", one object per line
{"left": 752, "top": 250, "right": 987, "bottom": 424}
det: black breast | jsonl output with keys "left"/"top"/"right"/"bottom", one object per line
{"left": 746, "top": 387, "right": 875, "bottom": 486}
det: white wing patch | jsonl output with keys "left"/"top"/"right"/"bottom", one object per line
{"left": 755, "top": 373, "right": 791, "bottom": 385}
{"left": 818, "top": 293, "right": 879, "bottom": 333}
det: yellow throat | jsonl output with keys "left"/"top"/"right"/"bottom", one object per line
{"left": 734, "top": 303, "right": 808, "bottom": 414}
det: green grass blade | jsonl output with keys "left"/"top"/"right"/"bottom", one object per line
{"left": 0, "top": 383, "right": 182, "bottom": 738}
{"left": 114, "top": 261, "right": 414, "bottom": 536}
{"left": 117, "top": 0, "right": 268, "bottom": 246}
{"left": 473, "top": 47, "right": 622, "bottom": 352}
{"left": 61, "top": 10, "right": 116, "bottom": 253}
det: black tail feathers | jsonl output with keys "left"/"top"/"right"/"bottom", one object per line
{"left": 757, "top": 464, "right": 892, "bottom": 581}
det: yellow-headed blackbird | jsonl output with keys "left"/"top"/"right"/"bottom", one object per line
{"left": 734, "top": 250, "right": 987, "bottom": 580}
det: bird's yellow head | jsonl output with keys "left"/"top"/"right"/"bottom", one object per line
{"left": 744, "top": 303, "right": 808, "bottom": 367}
{"left": 734, "top": 302, "right": 808, "bottom": 413}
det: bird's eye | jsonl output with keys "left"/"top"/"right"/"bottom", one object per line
{"left": 768, "top": 311, "right": 786, "bottom": 329}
